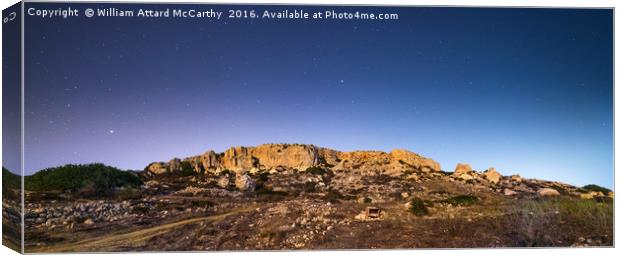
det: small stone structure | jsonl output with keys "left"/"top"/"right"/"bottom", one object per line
{"left": 354, "top": 207, "right": 384, "bottom": 221}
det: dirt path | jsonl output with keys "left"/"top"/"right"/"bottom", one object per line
{"left": 29, "top": 206, "right": 257, "bottom": 252}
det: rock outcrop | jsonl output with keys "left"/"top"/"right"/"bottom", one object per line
{"left": 537, "top": 188, "right": 560, "bottom": 197}
{"left": 146, "top": 162, "right": 168, "bottom": 175}
{"left": 482, "top": 168, "right": 502, "bottom": 184}
{"left": 145, "top": 143, "right": 441, "bottom": 176}
{"left": 454, "top": 163, "right": 473, "bottom": 175}
{"left": 235, "top": 173, "right": 256, "bottom": 192}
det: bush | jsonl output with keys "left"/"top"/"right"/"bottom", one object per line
{"left": 442, "top": 195, "right": 478, "bottom": 206}
{"left": 179, "top": 161, "right": 195, "bottom": 176}
{"left": 324, "top": 190, "right": 355, "bottom": 203}
{"left": 256, "top": 171, "right": 270, "bottom": 182}
{"left": 306, "top": 166, "right": 326, "bottom": 175}
{"left": 25, "top": 163, "right": 143, "bottom": 197}
{"left": 410, "top": 198, "right": 429, "bottom": 216}
{"left": 581, "top": 184, "right": 611, "bottom": 194}
{"left": 2, "top": 168, "right": 21, "bottom": 200}
{"left": 114, "top": 188, "right": 143, "bottom": 201}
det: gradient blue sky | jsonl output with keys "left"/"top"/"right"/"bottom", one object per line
{"left": 19, "top": 4, "right": 613, "bottom": 188}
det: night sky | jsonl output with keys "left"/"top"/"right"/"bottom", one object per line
{"left": 21, "top": 3, "right": 613, "bottom": 188}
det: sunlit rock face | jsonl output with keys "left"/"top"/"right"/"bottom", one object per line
{"left": 145, "top": 143, "right": 441, "bottom": 177}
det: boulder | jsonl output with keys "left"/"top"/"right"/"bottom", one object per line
{"left": 483, "top": 168, "right": 502, "bottom": 184}
{"left": 580, "top": 192, "right": 596, "bottom": 199}
{"left": 217, "top": 176, "right": 230, "bottom": 189}
{"left": 510, "top": 175, "right": 523, "bottom": 183}
{"left": 318, "top": 148, "right": 341, "bottom": 166}
{"left": 146, "top": 162, "right": 168, "bottom": 175}
{"left": 537, "top": 188, "right": 560, "bottom": 197}
{"left": 458, "top": 173, "right": 474, "bottom": 181}
{"left": 503, "top": 189, "right": 518, "bottom": 196}
{"left": 235, "top": 173, "right": 256, "bottom": 192}
{"left": 168, "top": 158, "right": 182, "bottom": 173}
{"left": 454, "top": 163, "right": 473, "bottom": 175}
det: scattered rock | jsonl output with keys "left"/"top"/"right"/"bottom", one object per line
{"left": 503, "top": 189, "right": 518, "bottom": 196}
{"left": 454, "top": 163, "right": 473, "bottom": 175}
{"left": 483, "top": 168, "right": 502, "bottom": 184}
{"left": 537, "top": 188, "right": 560, "bottom": 197}
{"left": 235, "top": 173, "right": 256, "bottom": 192}
{"left": 459, "top": 173, "right": 474, "bottom": 181}
{"left": 217, "top": 176, "right": 230, "bottom": 188}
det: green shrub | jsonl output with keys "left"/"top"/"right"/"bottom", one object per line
{"left": 324, "top": 190, "right": 355, "bottom": 203}
{"left": 25, "top": 163, "right": 142, "bottom": 197}
{"left": 410, "top": 198, "right": 429, "bottom": 216}
{"left": 255, "top": 171, "right": 270, "bottom": 182}
{"left": 442, "top": 195, "right": 478, "bottom": 206}
{"left": 306, "top": 166, "right": 326, "bottom": 175}
{"left": 179, "top": 161, "right": 195, "bottom": 176}
{"left": 363, "top": 197, "right": 373, "bottom": 204}
{"left": 581, "top": 184, "right": 611, "bottom": 194}
{"left": 2, "top": 168, "right": 21, "bottom": 200}
{"left": 114, "top": 188, "right": 143, "bottom": 201}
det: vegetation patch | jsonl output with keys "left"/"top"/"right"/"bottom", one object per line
{"left": 581, "top": 184, "right": 611, "bottom": 194}
{"left": 306, "top": 166, "right": 326, "bottom": 175}
{"left": 324, "top": 190, "right": 355, "bottom": 203}
{"left": 507, "top": 197, "right": 613, "bottom": 246}
{"left": 255, "top": 171, "right": 270, "bottom": 182}
{"left": 190, "top": 200, "right": 215, "bottom": 207}
{"left": 24, "top": 163, "right": 142, "bottom": 197}
{"left": 409, "top": 198, "right": 429, "bottom": 216}
{"left": 219, "top": 169, "right": 233, "bottom": 176}
{"left": 441, "top": 195, "right": 478, "bottom": 206}
{"left": 2, "top": 168, "right": 21, "bottom": 200}
{"left": 179, "top": 161, "right": 195, "bottom": 176}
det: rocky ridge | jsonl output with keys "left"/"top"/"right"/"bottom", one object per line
{"left": 22, "top": 143, "right": 613, "bottom": 250}
{"left": 146, "top": 144, "right": 441, "bottom": 176}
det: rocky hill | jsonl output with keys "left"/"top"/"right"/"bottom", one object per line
{"left": 22, "top": 143, "right": 613, "bottom": 251}
{"left": 146, "top": 143, "right": 440, "bottom": 176}
{"left": 143, "top": 143, "right": 611, "bottom": 199}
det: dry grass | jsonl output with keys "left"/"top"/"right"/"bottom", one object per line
{"left": 504, "top": 197, "right": 613, "bottom": 246}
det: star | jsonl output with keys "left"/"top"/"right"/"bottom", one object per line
{"left": 109, "top": 130, "right": 115, "bottom": 134}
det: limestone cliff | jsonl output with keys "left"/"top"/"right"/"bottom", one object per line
{"left": 145, "top": 143, "right": 441, "bottom": 176}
